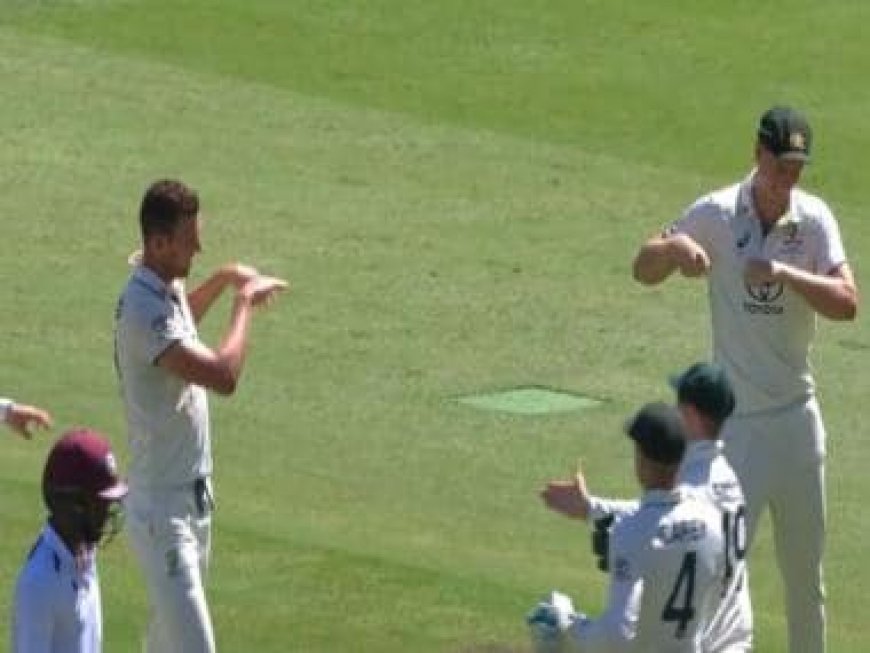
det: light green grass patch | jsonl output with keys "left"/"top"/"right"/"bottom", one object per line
{"left": 458, "top": 386, "right": 603, "bottom": 415}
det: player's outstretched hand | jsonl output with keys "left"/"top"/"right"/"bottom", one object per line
{"left": 6, "top": 404, "right": 53, "bottom": 439}
{"left": 239, "top": 275, "right": 288, "bottom": 308}
{"left": 223, "top": 262, "right": 261, "bottom": 289}
{"left": 540, "top": 460, "right": 591, "bottom": 520}
{"left": 668, "top": 233, "right": 710, "bottom": 277}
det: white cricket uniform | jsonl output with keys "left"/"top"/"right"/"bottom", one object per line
{"left": 12, "top": 525, "right": 102, "bottom": 653}
{"left": 589, "top": 441, "right": 752, "bottom": 652}
{"left": 667, "top": 170, "right": 845, "bottom": 652}
{"left": 679, "top": 441, "right": 751, "bottom": 653}
{"left": 565, "top": 489, "right": 725, "bottom": 652}
{"left": 114, "top": 264, "right": 216, "bottom": 653}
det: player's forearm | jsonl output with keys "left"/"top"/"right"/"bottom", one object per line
{"left": 212, "top": 297, "right": 254, "bottom": 395}
{"left": 779, "top": 265, "right": 858, "bottom": 320}
{"left": 187, "top": 267, "right": 233, "bottom": 323}
{"left": 632, "top": 238, "right": 679, "bottom": 285}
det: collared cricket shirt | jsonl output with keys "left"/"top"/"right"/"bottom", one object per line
{"left": 570, "top": 489, "right": 725, "bottom": 652}
{"left": 114, "top": 265, "right": 211, "bottom": 491}
{"left": 12, "top": 525, "right": 102, "bottom": 653}
{"left": 668, "top": 172, "right": 846, "bottom": 415}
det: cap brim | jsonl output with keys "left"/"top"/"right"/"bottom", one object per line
{"left": 777, "top": 151, "right": 810, "bottom": 162}
{"left": 98, "top": 481, "right": 129, "bottom": 500}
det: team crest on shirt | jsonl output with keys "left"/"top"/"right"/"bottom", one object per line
{"left": 779, "top": 221, "right": 805, "bottom": 255}
{"left": 735, "top": 231, "right": 751, "bottom": 250}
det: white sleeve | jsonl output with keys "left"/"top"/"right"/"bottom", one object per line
{"left": 813, "top": 203, "right": 847, "bottom": 274}
{"left": 12, "top": 577, "right": 55, "bottom": 653}
{"left": 587, "top": 496, "right": 640, "bottom": 522}
{"left": 128, "top": 296, "right": 189, "bottom": 365}
{"left": 565, "top": 521, "right": 643, "bottom": 652}
{"left": 665, "top": 195, "right": 719, "bottom": 254}
{"left": 0, "top": 397, "right": 11, "bottom": 423}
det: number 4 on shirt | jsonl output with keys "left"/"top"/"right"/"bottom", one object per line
{"left": 662, "top": 551, "right": 696, "bottom": 638}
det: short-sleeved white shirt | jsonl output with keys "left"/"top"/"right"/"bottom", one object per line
{"left": 114, "top": 265, "right": 211, "bottom": 490}
{"left": 588, "top": 443, "right": 751, "bottom": 652}
{"left": 12, "top": 525, "right": 102, "bottom": 653}
{"left": 680, "top": 441, "right": 751, "bottom": 653}
{"left": 668, "top": 171, "right": 847, "bottom": 415}
{"left": 570, "top": 489, "right": 724, "bottom": 652}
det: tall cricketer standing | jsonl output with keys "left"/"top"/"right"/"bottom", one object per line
{"left": 632, "top": 106, "right": 858, "bottom": 652}
{"left": 114, "top": 179, "right": 287, "bottom": 652}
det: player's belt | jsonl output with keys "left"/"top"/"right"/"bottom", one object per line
{"left": 193, "top": 477, "right": 215, "bottom": 517}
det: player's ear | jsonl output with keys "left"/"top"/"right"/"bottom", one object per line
{"left": 144, "top": 229, "right": 174, "bottom": 253}
{"left": 149, "top": 233, "right": 168, "bottom": 253}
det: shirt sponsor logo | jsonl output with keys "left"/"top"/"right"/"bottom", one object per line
{"left": 743, "top": 281, "right": 784, "bottom": 314}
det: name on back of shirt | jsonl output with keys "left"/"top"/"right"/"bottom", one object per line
{"left": 656, "top": 519, "right": 707, "bottom": 545}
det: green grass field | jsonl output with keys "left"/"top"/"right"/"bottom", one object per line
{"left": 2, "top": 1, "right": 870, "bottom": 650}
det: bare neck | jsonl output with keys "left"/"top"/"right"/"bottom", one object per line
{"left": 141, "top": 252, "right": 175, "bottom": 285}
{"left": 751, "top": 182, "right": 789, "bottom": 231}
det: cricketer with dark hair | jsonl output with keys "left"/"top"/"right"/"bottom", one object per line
{"left": 114, "top": 178, "right": 287, "bottom": 653}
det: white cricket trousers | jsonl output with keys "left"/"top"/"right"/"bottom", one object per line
{"left": 722, "top": 396, "right": 826, "bottom": 653}
{"left": 126, "top": 480, "right": 215, "bottom": 653}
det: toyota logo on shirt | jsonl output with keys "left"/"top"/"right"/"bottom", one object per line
{"left": 745, "top": 281, "right": 784, "bottom": 303}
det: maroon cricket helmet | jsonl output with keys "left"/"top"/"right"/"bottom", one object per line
{"left": 42, "top": 428, "right": 128, "bottom": 501}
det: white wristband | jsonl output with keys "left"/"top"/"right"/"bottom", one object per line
{"left": 0, "top": 398, "right": 12, "bottom": 423}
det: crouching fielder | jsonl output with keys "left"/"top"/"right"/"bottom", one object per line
{"left": 528, "top": 403, "right": 725, "bottom": 652}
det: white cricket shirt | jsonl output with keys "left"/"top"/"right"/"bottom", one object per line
{"left": 114, "top": 265, "right": 211, "bottom": 490}
{"left": 12, "top": 525, "right": 102, "bottom": 653}
{"left": 680, "top": 441, "right": 751, "bottom": 653}
{"left": 669, "top": 171, "right": 847, "bottom": 415}
{"left": 569, "top": 489, "right": 724, "bottom": 652}
{"left": 587, "top": 442, "right": 750, "bottom": 652}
